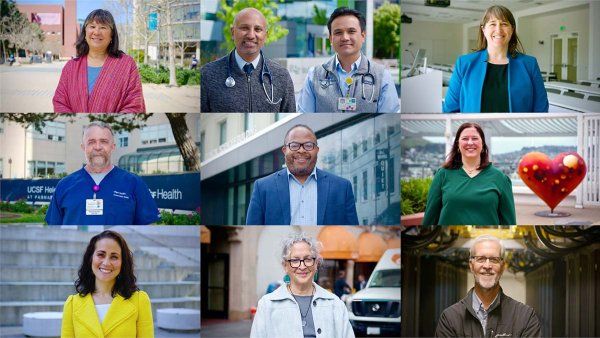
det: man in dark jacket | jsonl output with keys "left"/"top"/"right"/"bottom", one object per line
{"left": 435, "top": 235, "right": 541, "bottom": 337}
{"left": 200, "top": 7, "right": 296, "bottom": 112}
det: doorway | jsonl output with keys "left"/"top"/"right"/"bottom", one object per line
{"left": 551, "top": 33, "right": 578, "bottom": 83}
{"left": 201, "top": 252, "right": 229, "bottom": 319}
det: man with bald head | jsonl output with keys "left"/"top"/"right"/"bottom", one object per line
{"left": 46, "top": 122, "right": 159, "bottom": 225}
{"left": 246, "top": 124, "right": 359, "bottom": 225}
{"left": 201, "top": 7, "right": 296, "bottom": 112}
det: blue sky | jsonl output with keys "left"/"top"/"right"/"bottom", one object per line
{"left": 16, "top": 0, "right": 114, "bottom": 22}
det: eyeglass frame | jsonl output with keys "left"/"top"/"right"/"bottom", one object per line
{"left": 470, "top": 256, "right": 503, "bottom": 265}
{"left": 286, "top": 257, "right": 317, "bottom": 268}
{"left": 284, "top": 142, "right": 318, "bottom": 151}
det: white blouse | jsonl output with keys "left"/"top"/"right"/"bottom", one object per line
{"left": 95, "top": 304, "right": 111, "bottom": 322}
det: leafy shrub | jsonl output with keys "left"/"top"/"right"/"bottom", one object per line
{"left": 157, "top": 210, "right": 201, "bottom": 225}
{"left": 0, "top": 199, "right": 34, "bottom": 213}
{"left": 401, "top": 177, "right": 432, "bottom": 215}
{"left": 139, "top": 64, "right": 200, "bottom": 85}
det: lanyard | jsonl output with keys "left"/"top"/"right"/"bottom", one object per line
{"left": 92, "top": 184, "right": 100, "bottom": 199}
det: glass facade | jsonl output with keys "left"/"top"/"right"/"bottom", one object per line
{"left": 118, "top": 148, "right": 187, "bottom": 174}
{"left": 201, "top": 114, "right": 400, "bottom": 225}
{"left": 27, "top": 160, "right": 66, "bottom": 178}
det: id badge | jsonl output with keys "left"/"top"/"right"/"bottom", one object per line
{"left": 338, "top": 97, "right": 357, "bottom": 111}
{"left": 86, "top": 199, "right": 104, "bottom": 216}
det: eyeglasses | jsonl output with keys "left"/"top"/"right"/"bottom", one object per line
{"left": 285, "top": 142, "right": 317, "bottom": 151}
{"left": 470, "top": 256, "right": 503, "bottom": 265}
{"left": 287, "top": 257, "right": 316, "bottom": 268}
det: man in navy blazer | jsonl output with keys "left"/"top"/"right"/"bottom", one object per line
{"left": 246, "top": 124, "right": 359, "bottom": 225}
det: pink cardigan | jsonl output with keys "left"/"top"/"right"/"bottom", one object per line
{"left": 53, "top": 54, "right": 146, "bottom": 112}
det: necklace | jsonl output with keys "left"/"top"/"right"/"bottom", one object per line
{"left": 288, "top": 284, "right": 315, "bottom": 327}
{"left": 463, "top": 163, "right": 480, "bottom": 176}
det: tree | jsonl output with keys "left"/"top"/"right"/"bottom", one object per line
{"left": 1, "top": 2, "right": 45, "bottom": 60}
{"left": 312, "top": 4, "right": 328, "bottom": 25}
{"left": 217, "top": 0, "right": 288, "bottom": 52}
{"left": 132, "top": 1, "right": 157, "bottom": 64}
{"left": 145, "top": 0, "right": 177, "bottom": 86}
{"left": 0, "top": 113, "right": 201, "bottom": 172}
{"left": 104, "top": 0, "right": 134, "bottom": 54}
{"left": 373, "top": 1, "right": 400, "bottom": 59}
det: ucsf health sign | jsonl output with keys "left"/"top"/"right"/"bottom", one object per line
{"left": 0, "top": 172, "right": 201, "bottom": 211}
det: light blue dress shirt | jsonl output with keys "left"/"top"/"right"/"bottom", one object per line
{"left": 288, "top": 166, "right": 318, "bottom": 225}
{"left": 472, "top": 291, "right": 499, "bottom": 335}
{"left": 235, "top": 50, "right": 260, "bottom": 72}
{"left": 297, "top": 54, "right": 400, "bottom": 113}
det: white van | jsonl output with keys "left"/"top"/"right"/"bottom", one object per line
{"left": 348, "top": 248, "right": 400, "bottom": 337}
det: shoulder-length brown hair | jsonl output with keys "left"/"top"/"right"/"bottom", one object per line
{"left": 443, "top": 122, "right": 490, "bottom": 170}
{"left": 75, "top": 9, "right": 123, "bottom": 58}
{"left": 474, "top": 5, "right": 525, "bottom": 58}
{"left": 75, "top": 230, "right": 138, "bottom": 299}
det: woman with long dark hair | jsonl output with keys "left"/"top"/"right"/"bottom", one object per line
{"left": 53, "top": 9, "right": 145, "bottom": 112}
{"left": 61, "top": 230, "right": 153, "bottom": 337}
{"left": 422, "top": 122, "right": 516, "bottom": 225}
{"left": 443, "top": 5, "right": 548, "bottom": 112}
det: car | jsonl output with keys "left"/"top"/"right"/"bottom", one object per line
{"left": 348, "top": 248, "right": 400, "bottom": 337}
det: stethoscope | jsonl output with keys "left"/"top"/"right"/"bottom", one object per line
{"left": 319, "top": 59, "right": 376, "bottom": 103}
{"left": 225, "top": 50, "right": 282, "bottom": 105}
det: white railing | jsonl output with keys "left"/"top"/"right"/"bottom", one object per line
{"left": 582, "top": 114, "right": 600, "bottom": 206}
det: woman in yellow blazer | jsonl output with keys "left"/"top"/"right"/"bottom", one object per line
{"left": 61, "top": 230, "right": 154, "bottom": 338}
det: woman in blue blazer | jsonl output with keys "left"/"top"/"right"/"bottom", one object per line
{"left": 443, "top": 5, "right": 549, "bottom": 113}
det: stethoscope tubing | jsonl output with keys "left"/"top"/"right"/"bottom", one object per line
{"left": 225, "top": 49, "right": 281, "bottom": 105}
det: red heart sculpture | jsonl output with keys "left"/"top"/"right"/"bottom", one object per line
{"left": 518, "top": 152, "right": 586, "bottom": 212}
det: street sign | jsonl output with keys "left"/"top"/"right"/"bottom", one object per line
{"left": 0, "top": 172, "right": 201, "bottom": 211}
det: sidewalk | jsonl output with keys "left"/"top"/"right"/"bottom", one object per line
{"left": 0, "top": 62, "right": 199, "bottom": 112}
{"left": 201, "top": 319, "right": 253, "bottom": 338}
{"left": 0, "top": 325, "right": 199, "bottom": 338}
{"left": 515, "top": 200, "right": 600, "bottom": 225}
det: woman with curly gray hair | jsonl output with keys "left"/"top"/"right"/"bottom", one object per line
{"left": 250, "top": 232, "right": 355, "bottom": 338}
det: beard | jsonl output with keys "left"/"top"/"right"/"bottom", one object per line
{"left": 87, "top": 152, "right": 110, "bottom": 169}
{"left": 473, "top": 271, "right": 501, "bottom": 290}
{"left": 286, "top": 152, "right": 317, "bottom": 177}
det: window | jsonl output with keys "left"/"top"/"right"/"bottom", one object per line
{"left": 0, "top": 158, "right": 3, "bottom": 178}
{"left": 353, "top": 143, "right": 358, "bottom": 159}
{"left": 29, "top": 121, "right": 65, "bottom": 142}
{"left": 200, "top": 131, "right": 205, "bottom": 161}
{"left": 117, "top": 131, "right": 129, "bottom": 148}
{"left": 140, "top": 124, "right": 174, "bottom": 145}
{"left": 27, "top": 161, "right": 66, "bottom": 178}
{"left": 362, "top": 170, "right": 368, "bottom": 201}
{"left": 362, "top": 139, "right": 368, "bottom": 152}
{"left": 219, "top": 121, "right": 227, "bottom": 145}
{"left": 352, "top": 176, "right": 358, "bottom": 203}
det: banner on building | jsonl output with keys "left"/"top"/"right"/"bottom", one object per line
{"left": 0, "top": 172, "right": 201, "bottom": 211}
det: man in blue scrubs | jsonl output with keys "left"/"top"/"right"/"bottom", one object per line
{"left": 46, "top": 122, "right": 160, "bottom": 225}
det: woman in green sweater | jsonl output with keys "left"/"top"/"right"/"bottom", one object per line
{"left": 422, "top": 122, "right": 516, "bottom": 225}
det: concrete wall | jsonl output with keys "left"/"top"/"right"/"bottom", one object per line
{"left": 402, "top": 21, "right": 463, "bottom": 66}
{"left": 518, "top": 4, "right": 590, "bottom": 79}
